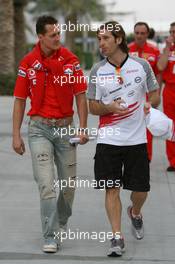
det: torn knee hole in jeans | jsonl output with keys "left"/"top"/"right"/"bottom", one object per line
{"left": 37, "top": 153, "right": 49, "bottom": 162}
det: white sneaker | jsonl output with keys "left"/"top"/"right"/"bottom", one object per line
{"left": 43, "top": 239, "right": 58, "bottom": 253}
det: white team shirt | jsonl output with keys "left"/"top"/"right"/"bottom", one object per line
{"left": 87, "top": 55, "right": 159, "bottom": 146}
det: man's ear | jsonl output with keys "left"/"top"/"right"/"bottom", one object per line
{"left": 38, "top": 34, "right": 43, "bottom": 41}
{"left": 116, "top": 37, "right": 122, "bottom": 45}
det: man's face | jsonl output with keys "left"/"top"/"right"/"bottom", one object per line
{"left": 170, "top": 25, "right": 175, "bottom": 42}
{"left": 39, "top": 24, "right": 61, "bottom": 52}
{"left": 97, "top": 29, "right": 120, "bottom": 57}
{"left": 134, "top": 25, "right": 149, "bottom": 46}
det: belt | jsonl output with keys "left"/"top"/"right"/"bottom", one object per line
{"left": 30, "top": 116, "right": 73, "bottom": 127}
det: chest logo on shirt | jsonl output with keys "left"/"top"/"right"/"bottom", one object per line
{"left": 27, "top": 69, "right": 36, "bottom": 79}
{"left": 142, "top": 53, "right": 155, "bottom": 62}
{"left": 126, "top": 69, "right": 139, "bottom": 74}
{"left": 116, "top": 76, "right": 123, "bottom": 85}
{"left": 63, "top": 64, "right": 74, "bottom": 75}
{"left": 127, "top": 90, "right": 135, "bottom": 97}
{"left": 32, "top": 60, "right": 42, "bottom": 70}
{"left": 147, "top": 55, "right": 155, "bottom": 61}
{"left": 135, "top": 76, "right": 142, "bottom": 83}
{"left": 129, "top": 52, "right": 139, "bottom": 57}
{"left": 58, "top": 56, "right": 64, "bottom": 62}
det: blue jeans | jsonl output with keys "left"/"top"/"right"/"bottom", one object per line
{"left": 28, "top": 119, "right": 76, "bottom": 241}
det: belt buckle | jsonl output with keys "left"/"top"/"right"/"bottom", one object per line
{"left": 53, "top": 118, "right": 64, "bottom": 127}
{"left": 48, "top": 118, "right": 57, "bottom": 126}
{"left": 56, "top": 118, "right": 64, "bottom": 127}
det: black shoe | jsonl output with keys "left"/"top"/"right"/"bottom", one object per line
{"left": 167, "top": 166, "right": 175, "bottom": 172}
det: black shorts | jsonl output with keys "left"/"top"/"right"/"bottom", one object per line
{"left": 94, "top": 143, "right": 150, "bottom": 192}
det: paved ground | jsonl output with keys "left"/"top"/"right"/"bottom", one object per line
{"left": 0, "top": 96, "right": 175, "bottom": 264}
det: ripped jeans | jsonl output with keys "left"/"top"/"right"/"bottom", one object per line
{"left": 28, "top": 119, "right": 76, "bottom": 241}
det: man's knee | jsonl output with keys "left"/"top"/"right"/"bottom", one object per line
{"left": 39, "top": 184, "right": 56, "bottom": 199}
{"left": 106, "top": 187, "right": 120, "bottom": 197}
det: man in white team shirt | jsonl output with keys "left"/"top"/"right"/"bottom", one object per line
{"left": 87, "top": 21, "right": 160, "bottom": 257}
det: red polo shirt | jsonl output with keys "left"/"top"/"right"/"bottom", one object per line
{"left": 128, "top": 41, "right": 160, "bottom": 75}
{"left": 14, "top": 43, "right": 87, "bottom": 118}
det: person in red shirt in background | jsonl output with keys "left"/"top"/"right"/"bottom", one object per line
{"left": 129, "top": 22, "right": 161, "bottom": 162}
{"left": 12, "top": 15, "right": 88, "bottom": 253}
{"left": 157, "top": 22, "right": 175, "bottom": 171}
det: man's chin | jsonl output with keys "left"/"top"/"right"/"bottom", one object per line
{"left": 53, "top": 45, "right": 61, "bottom": 50}
{"left": 102, "top": 51, "right": 108, "bottom": 57}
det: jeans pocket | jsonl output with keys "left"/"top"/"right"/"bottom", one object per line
{"left": 28, "top": 119, "right": 42, "bottom": 137}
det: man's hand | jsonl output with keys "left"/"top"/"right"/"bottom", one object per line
{"left": 76, "top": 129, "right": 89, "bottom": 145}
{"left": 13, "top": 135, "right": 25, "bottom": 155}
{"left": 166, "top": 36, "right": 174, "bottom": 48}
{"left": 144, "top": 102, "right": 151, "bottom": 115}
{"left": 107, "top": 99, "right": 129, "bottom": 115}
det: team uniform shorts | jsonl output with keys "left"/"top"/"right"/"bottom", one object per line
{"left": 94, "top": 143, "right": 150, "bottom": 192}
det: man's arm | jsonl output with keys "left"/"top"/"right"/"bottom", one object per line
{"left": 12, "top": 98, "right": 26, "bottom": 155}
{"left": 156, "top": 73, "right": 163, "bottom": 89}
{"left": 157, "top": 36, "right": 173, "bottom": 71}
{"left": 75, "top": 92, "right": 89, "bottom": 144}
{"left": 157, "top": 47, "right": 170, "bottom": 71}
{"left": 148, "top": 90, "right": 160, "bottom": 108}
{"left": 89, "top": 99, "right": 130, "bottom": 116}
{"left": 147, "top": 89, "right": 160, "bottom": 108}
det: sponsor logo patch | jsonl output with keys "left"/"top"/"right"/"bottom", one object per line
{"left": 27, "top": 69, "right": 36, "bottom": 79}
{"left": 129, "top": 52, "right": 139, "bottom": 57}
{"left": 126, "top": 69, "right": 139, "bottom": 74}
{"left": 127, "top": 90, "right": 135, "bottom": 97}
{"left": 99, "top": 72, "right": 115, "bottom": 76}
{"left": 32, "top": 79, "right": 36, "bottom": 85}
{"left": 135, "top": 76, "right": 142, "bottom": 83}
{"left": 63, "top": 64, "right": 73, "bottom": 75}
{"left": 74, "top": 62, "right": 81, "bottom": 71}
{"left": 116, "top": 76, "right": 123, "bottom": 85}
{"left": 58, "top": 56, "right": 64, "bottom": 62}
{"left": 109, "top": 87, "right": 122, "bottom": 94}
{"left": 147, "top": 56, "right": 155, "bottom": 61}
{"left": 124, "top": 82, "right": 132, "bottom": 88}
{"left": 18, "top": 69, "right": 26, "bottom": 77}
{"left": 32, "top": 60, "right": 42, "bottom": 70}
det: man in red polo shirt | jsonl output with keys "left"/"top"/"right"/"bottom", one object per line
{"left": 12, "top": 15, "right": 88, "bottom": 253}
{"left": 128, "top": 22, "right": 161, "bottom": 162}
{"left": 157, "top": 22, "right": 175, "bottom": 171}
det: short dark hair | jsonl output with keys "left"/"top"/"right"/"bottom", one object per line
{"left": 134, "top": 22, "right": 150, "bottom": 33}
{"left": 170, "top": 22, "right": 175, "bottom": 27}
{"left": 148, "top": 28, "right": 155, "bottom": 39}
{"left": 36, "top": 15, "right": 58, "bottom": 35}
{"left": 97, "top": 21, "right": 129, "bottom": 53}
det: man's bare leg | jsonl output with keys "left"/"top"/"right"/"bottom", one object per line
{"left": 130, "top": 192, "right": 148, "bottom": 215}
{"left": 105, "top": 188, "right": 122, "bottom": 234}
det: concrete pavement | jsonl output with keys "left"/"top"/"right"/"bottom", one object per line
{"left": 0, "top": 96, "right": 175, "bottom": 264}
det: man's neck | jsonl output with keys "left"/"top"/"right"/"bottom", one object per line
{"left": 40, "top": 43, "right": 55, "bottom": 57}
{"left": 136, "top": 41, "right": 146, "bottom": 48}
{"left": 108, "top": 50, "right": 127, "bottom": 67}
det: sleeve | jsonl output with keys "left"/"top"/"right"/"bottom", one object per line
{"left": 143, "top": 60, "right": 160, "bottom": 92}
{"left": 13, "top": 59, "right": 30, "bottom": 99}
{"left": 71, "top": 60, "right": 87, "bottom": 95}
{"left": 87, "top": 65, "right": 100, "bottom": 100}
{"left": 60, "top": 48, "right": 87, "bottom": 95}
